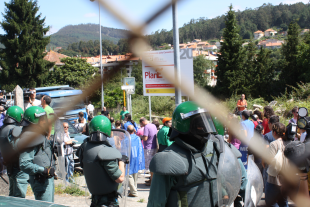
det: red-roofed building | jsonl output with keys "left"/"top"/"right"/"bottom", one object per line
{"left": 44, "top": 50, "right": 68, "bottom": 66}
{"left": 254, "top": 30, "right": 264, "bottom": 39}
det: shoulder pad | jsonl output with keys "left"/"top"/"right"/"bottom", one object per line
{"left": 212, "top": 134, "right": 224, "bottom": 153}
{"left": 11, "top": 127, "right": 22, "bottom": 138}
{"left": 19, "top": 131, "right": 45, "bottom": 148}
{"left": 98, "top": 146, "right": 122, "bottom": 161}
{"left": 150, "top": 150, "right": 188, "bottom": 176}
{"left": 226, "top": 142, "right": 242, "bottom": 158}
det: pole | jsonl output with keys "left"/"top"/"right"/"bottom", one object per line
{"left": 172, "top": 1, "right": 182, "bottom": 106}
{"left": 123, "top": 90, "right": 126, "bottom": 107}
{"left": 99, "top": 2, "right": 104, "bottom": 108}
{"left": 149, "top": 96, "right": 151, "bottom": 122}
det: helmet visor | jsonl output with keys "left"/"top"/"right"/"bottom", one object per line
{"left": 190, "top": 112, "right": 217, "bottom": 135}
{"left": 89, "top": 131, "right": 109, "bottom": 142}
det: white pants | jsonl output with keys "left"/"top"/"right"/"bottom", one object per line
{"left": 128, "top": 173, "right": 138, "bottom": 196}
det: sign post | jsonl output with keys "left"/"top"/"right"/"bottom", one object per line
{"left": 121, "top": 85, "right": 135, "bottom": 114}
{"left": 149, "top": 96, "right": 151, "bottom": 122}
{"left": 123, "top": 77, "right": 135, "bottom": 114}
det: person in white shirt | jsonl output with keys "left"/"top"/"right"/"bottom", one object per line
{"left": 24, "top": 88, "right": 41, "bottom": 110}
{"left": 87, "top": 101, "right": 94, "bottom": 117}
{"left": 63, "top": 122, "right": 74, "bottom": 182}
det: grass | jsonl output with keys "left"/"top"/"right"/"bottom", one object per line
{"left": 54, "top": 183, "right": 89, "bottom": 196}
{"left": 137, "top": 198, "right": 145, "bottom": 203}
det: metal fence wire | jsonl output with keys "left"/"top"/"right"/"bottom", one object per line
{"left": 12, "top": 0, "right": 310, "bottom": 205}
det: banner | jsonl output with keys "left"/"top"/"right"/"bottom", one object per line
{"left": 142, "top": 49, "right": 194, "bottom": 96}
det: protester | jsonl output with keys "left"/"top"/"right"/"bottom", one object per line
{"left": 254, "top": 110, "right": 263, "bottom": 124}
{"left": 0, "top": 106, "right": 5, "bottom": 128}
{"left": 227, "top": 114, "right": 241, "bottom": 149}
{"left": 251, "top": 114, "right": 259, "bottom": 128}
{"left": 75, "top": 112, "right": 86, "bottom": 132}
{"left": 240, "top": 110, "right": 254, "bottom": 141}
{"left": 41, "top": 95, "right": 54, "bottom": 139}
{"left": 24, "top": 88, "right": 41, "bottom": 109}
{"left": 86, "top": 101, "right": 94, "bottom": 117}
{"left": 115, "top": 120, "right": 121, "bottom": 129}
{"left": 119, "top": 106, "right": 129, "bottom": 121}
{"left": 63, "top": 122, "right": 74, "bottom": 183}
{"left": 239, "top": 110, "right": 254, "bottom": 169}
{"left": 127, "top": 125, "right": 145, "bottom": 197}
{"left": 110, "top": 117, "right": 115, "bottom": 129}
{"left": 101, "top": 107, "right": 110, "bottom": 119}
{"left": 300, "top": 128, "right": 307, "bottom": 142}
{"left": 249, "top": 124, "right": 264, "bottom": 175}
{"left": 236, "top": 94, "right": 247, "bottom": 115}
{"left": 152, "top": 120, "right": 160, "bottom": 132}
{"left": 289, "top": 106, "right": 298, "bottom": 124}
{"left": 83, "top": 115, "right": 93, "bottom": 136}
{"left": 262, "top": 115, "right": 279, "bottom": 188}
{"left": 157, "top": 117, "right": 173, "bottom": 152}
{"left": 123, "top": 114, "right": 138, "bottom": 132}
{"left": 140, "top": 118, "right": 157, "bottom": 186}
{"left": 265, "top": 123, "right": 290, "bottom": 207}
{"left": 262, "top": 106, "right": 275, "bottom": 135}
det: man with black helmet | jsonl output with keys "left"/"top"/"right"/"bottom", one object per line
{"left": 147, "top": 101, "right": 242, "bottom": 207}
{"left": 18, "top": 106, "right": 56, "bottom": 202}
{"left": 76, "top": 115, "right": 125, "bottom": 207}
{"left": 0, "top": 106, "right": 28, "bottom": 198}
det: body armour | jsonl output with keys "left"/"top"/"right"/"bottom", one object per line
{"left": 80, "top": 141, "right": 122, "bottom": 195}
{"left": 20, "top": 131, "right": 54, "bottom": 169}
{"left": 150, "top": 135, "right": 223, "bottom": 207}
{"left": 0, "top": 124, "right": 21, "bottom": 164}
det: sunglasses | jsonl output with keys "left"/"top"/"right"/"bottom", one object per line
{"left": 64, "top": 126, "right": 69, "bottom": 128}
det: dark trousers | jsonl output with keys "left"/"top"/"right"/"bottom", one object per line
{"left": 265, "top": 182, "right": 288, "bottom": 207}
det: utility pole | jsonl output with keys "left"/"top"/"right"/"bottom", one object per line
{"left": 99, "top": 2, "right": 104, "bottom": 108}
{"left": 172, "top": 1, "right": 182, "bottom": 106}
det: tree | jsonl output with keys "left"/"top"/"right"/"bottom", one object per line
{"left": 131, "top": 61, "right": 143, "bottom": 96}
{"left": 297, "top": 32, "right": 310, "bottom": 83}
{"left": 280, "top": 21, "right": 300, "bottom": 87}
{"left": 243, "top": 40, "right": 257, "bottom": 95}
{"left": 45, "top": 57, "right": 97, "bottom": 88}
{"left": 193, "top": 55, "right": 212, "bottom": 87}
{"left": 216, "top": 5, "right": 246, "bottom": 96}
{"left": 0, "top": 0, "right": 54, "bottom": 90}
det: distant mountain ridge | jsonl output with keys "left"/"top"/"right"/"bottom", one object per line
{"left": 48, "top": 23, "right": 129, "bottom": 49}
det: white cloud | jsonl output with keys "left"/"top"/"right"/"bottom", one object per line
{"left": 84, "top": 13, "right": 98, "bottom": 18}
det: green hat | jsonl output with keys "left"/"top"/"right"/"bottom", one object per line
{"left": 89, "top": 115, "right": 111, "bottom": 142}
{"left": 3, "top": 106, "right": 24, "bottom": 124}
{"left": 21, "top": 106, "right": 46, "bottom": 126}
{"left": 171, "top": 101, "right": 217, "bottom": 138}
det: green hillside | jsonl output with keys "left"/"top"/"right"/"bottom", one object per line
{"left": 48, "top": 23, "right": 128, "bottom": 49}
{"left": 146, "top": 2, "right": 310, "bottom": 47}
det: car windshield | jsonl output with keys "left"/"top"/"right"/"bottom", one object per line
{"left": 50, "top": 96, "right": 85, "bottom": 109}
{"left": 60, "top": 119, "right": 79, "bottom": 135}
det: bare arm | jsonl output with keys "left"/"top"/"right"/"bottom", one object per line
{"left": 115, "top": 161, "right": 125, "bottom": 183}
{"left": 108, "top": 114, "right": 110, "bottom": 119}
{"left": 142, "top": 135, "right": 148, "bottom": 141}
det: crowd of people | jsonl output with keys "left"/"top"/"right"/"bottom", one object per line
{"left": 229, "top": 94, "right": 309, "bottom": 207}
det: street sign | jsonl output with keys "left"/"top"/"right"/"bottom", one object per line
{"left": 123, "top": 77, "right": 135, "bottom": 94}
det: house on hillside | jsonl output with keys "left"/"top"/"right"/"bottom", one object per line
{"left": 301, "top": 29, "right": 309, "bottom": 35}
{"left": 215, "top": 40, "right": 223, "bottom": 50}
{"left": 204, "top": 69, "right": 217, "bottom": 87}
{"left": 265, "top": 29, "right": 277, "bottom": 37}
{"left": 203, "top": 45, "right": 217, "bottom": 51}
{"left": 257, "top": 39, "right": 283, "bottom": 49}
{"left": 254, "top": 30, "right": 264, "bottom": 39}
{"left": 279, "top": 31, "right": 288, "bottom": 36}
{"left": 44, "top": 51, "right": 68, "bottom": 71}
{"left": 197, "top": 41, "right": 209, "bottom": 50}
{"left": 179, "top": 44, "right": 186, "bottom": 49}
{"left": 186, "top": 43, "right": 197, "bottom": 50}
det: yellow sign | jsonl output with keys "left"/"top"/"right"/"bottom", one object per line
{"left": 145, "top": 88, "right": 175, "bottom": 94}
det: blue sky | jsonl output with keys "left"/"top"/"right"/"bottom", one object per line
{"left": 0, "top": 0, "right": 308, "bottom": 35}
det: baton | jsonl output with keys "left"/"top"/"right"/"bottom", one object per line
{"left": 0, "top": 174, "right": 8, "bottom": 184}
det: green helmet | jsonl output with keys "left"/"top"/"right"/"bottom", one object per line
{"left": 171, "top": 101, "right": 217, "bottom": 139}
{"left": 89, "top": 115, "right": 111, "bottom": 142}
{"left": 212, "top": 116, "right": 225, "bottom": 136}
{"left": 3, "top": 106, "right": 24, "bottom": 124}
{"left": 20, "top": 106, "right": 46, "bottom": 126}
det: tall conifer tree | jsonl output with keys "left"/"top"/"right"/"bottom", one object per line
{"left": 280, "top": 21, "right": 300, "bottom": 87}
{"left": 0, "top": 0, "right": 53, "bottom": 90}
{"left": 216, "top": 5, "right": 245, "bottom": 96}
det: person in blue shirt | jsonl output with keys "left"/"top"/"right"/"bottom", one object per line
{"left": 123, "top": 114, "right": 138, "bottom": 132}
{"left": 0, "top": 106, "right": 5, "bottom": 128}
{"left": 239, "top": 110, "right": 254, "bottom": 169}
{"left": 127, "top": 125, "right": 145, "bottom": 197}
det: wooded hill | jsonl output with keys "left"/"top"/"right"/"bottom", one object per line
{"left": 146, "top": 2, "right": 310, "bottom": 47}
{"left": 48, "top": 23, "right": 129, "bottom": 49}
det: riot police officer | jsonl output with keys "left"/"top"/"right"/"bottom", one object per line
{"left": 76, "top": 115, "right": 125, "bottom": 207}
{"left": 147, "top": 101, "right": 242, "bottom": 207}
{"left": 19, "top": 106, "right": 56, "bottom": 202}
{"left": 0, "top": 106, "right": 29, "bottom": 198}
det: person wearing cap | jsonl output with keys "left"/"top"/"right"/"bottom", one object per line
{"left": 157, "top": 117, "right": 173, "bottom": 152}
